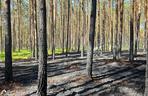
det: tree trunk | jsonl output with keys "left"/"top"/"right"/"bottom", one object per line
{"left": 113, "top": 0, "right": 119, "bottom": 60}
{"left": 129, "top": 0, "right": 134, "bottom": 62}
{"left": 101, "top": 2, "right": 106, "bottom": 52}
{"left": 4, "top": 0, "right": 13, "bottom": 82}
{"left": 37, "top": 0, "right": 47, "bottom": 95}
{"left": 97, "top": 0, "right": 101, "bottom": 50}
{"left": 66, "top": 0, "right": 70, "bottom": 57}
{"left": 81, "top": 0, "right": 86, "bottom": 57}
{"left": 86, "top": 0, "right": 96, "bottom": 78}
{"left": 135, "top": 0, "right": 141, "bottom": 55}
{"left": 17, "top": 0, "right": 21, "bottom": 52}
{"left": 119, "top": 0, "right": 124, "bottom": 57}
{"left": 34, "top": 0, "right": 39, "bottom": 60}
{"left": 0, "top": 0, "right": 3, "bottom": 52}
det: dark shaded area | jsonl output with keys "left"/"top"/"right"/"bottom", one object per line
{"left": 0, "top": 51, "right": 146, "bottom": 96}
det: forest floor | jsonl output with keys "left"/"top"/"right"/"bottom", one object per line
{"left": 0, "top": 51, "right": 146, "bottom": 96}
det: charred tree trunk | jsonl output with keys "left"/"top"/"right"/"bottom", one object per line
{"left": 4, "top": 0, "right": 13, "bottom": 82}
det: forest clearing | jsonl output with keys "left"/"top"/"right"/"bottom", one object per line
{"left": 0, "top": 0, "right": 148, "bottom": 96}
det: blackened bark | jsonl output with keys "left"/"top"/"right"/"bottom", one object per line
{"left": 37, "top": 0, "right": 47, "bottom": 95}
{"left": 129, "top": 0, "right": 134, "bottom": 62}
{"left": 86, "top": 0, "right": 96, "bottom": 78}
{"left": 4, "top": 0, "right": 13, "bottom": 82}
{"left": 66, "top": 0, "right": 70, "bottom": 57}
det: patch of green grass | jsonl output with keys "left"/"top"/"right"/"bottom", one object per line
{"left": 48, "top": 48, "right": 64, "bottom": 55}
{"left": 0, "top": 50, "right": 32, "bottom": 62}
{"left": 0, "top": 49, "right": 65, "bottom": 62}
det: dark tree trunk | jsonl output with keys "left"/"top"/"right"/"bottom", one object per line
{"left": 37, "top": 0, "right": 47, "bottom": 95}
{"left": 97, "top": 0, "right": 101, "bottom": 50}
{"left": 66, "top": 0, "right": 70, "bottom": 57}
{"left": 135, "top": 1, "right": 141, "bottom": 55}
{"left": 86, "top": 0, "right": 96, "bottom": 78}
{"left": 129, "top": 0, "right": 134, "bottom": 62}
{"left": 4, "top": 0, "right": 13, "bottom": 82}
{"left": 50, "top": 0, "right": 55, "bottom": 60}
{"left": 113, "top": 0, "right": 119, "bottom": 60}
{"left": 62, "top": 1, "right": 65, "bottom": 54}
{"left": 119, "top": 0, "right": 124, "bottom": 57}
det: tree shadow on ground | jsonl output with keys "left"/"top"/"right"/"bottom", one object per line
{"left": 0, "top": 52, "right": 146, "bottom": 96}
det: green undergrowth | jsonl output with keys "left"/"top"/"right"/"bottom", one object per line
{"left": 0, "top": 50, "right": 32, "bottom": 62}
{"left": 0, "top": 49, "right": 64, "bottom": 62}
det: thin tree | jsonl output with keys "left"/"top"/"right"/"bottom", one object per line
{"left": 81, "top": 0, "right": 86, "bottom": 57}
{"left": 37, "top": 0, "right": 47, "bottom": 95}
{"left": 0, "top": 0, "right": 3, "bottom": 52}
{"left": 4, "top": 0, "right": 13, "bottom": 82}
{"left": 134, "top": 0, "right": 141, "bottom": 55}
{"left": 65, "top": 0, "right": 70, "bottom": 57}
{"left": 86, "top": 0, "right": 96, "bottom": 78}
{"left": 113, "top": 0, "right": 119, "bottom": 60}
{"left": 129, "top": 0, "right": 134, "bottom": 62}
{"left": 17, "top": 0, "right": 21, "bottom": 52}
{"left": 119, "top": 0, "right": 124, "bottom": 57}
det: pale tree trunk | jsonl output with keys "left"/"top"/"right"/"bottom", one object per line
{"left": 86, "top": 0, "right": 96, "bottom": 79}
{"left": 4, "top": 0, "right": 13, "bottom": 82}
{"left": 109, "top": 0, "right": 113, "bottom": 52}
{"left": 37, "top": 0, "right": 47, "bottom": 95}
